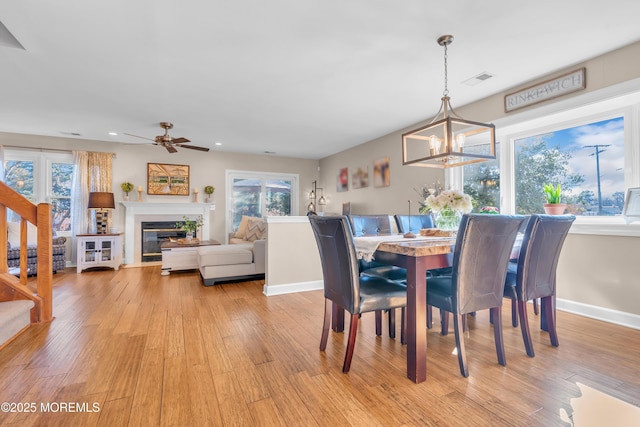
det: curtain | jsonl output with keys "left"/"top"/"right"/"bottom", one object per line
{"left": 70, "top": 151, "right": 113, "bottom": 262}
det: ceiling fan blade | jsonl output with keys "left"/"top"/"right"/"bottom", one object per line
{"left": 171, "top": 137, "right": 190, "bottom": 144}
{"left": 165, "top": 145, "right": 178, "bottom": 153}
{"left": 124, "top": 132, "right": 155, "bottom": 142}
{"left": 180, "top": 144, "right": 210, "bottom": 152}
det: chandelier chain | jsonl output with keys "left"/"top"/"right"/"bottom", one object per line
{"left": 443, "top": 42, "right": 449, "bottom": 97}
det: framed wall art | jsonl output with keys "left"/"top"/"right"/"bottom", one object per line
{"left": 373, "top": 157, "right": 390, "bottom": 187}
{"left": 337, "top": 167, "right": 348, "bottom": 192}
{"left": 351, "top": 165, "right": 369, "bottom": 189}
{"left": 147, "top": 163, "right": 190, "bottom": 196}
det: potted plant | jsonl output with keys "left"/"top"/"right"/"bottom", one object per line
{"left": 176, "top": 215, "right": 204, "bottom": 241}
{"left": 204, "top": 185, "right": 215, "bottom": 203}
{"left": 121, "top": 182, "right": 134, "bottom": 201}
{"left": 543, "top": 183, "right": 567, "bottom": 214}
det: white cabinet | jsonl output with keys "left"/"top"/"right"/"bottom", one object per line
{"left": 77, "top": 233, "right": 123, "bottom": 273}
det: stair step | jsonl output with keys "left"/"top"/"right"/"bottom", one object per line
{"left": 0, "top": 300, "right": 35, "bottom": 348}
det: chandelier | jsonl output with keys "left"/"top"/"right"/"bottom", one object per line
{"left": 402, "top": 35, "right": 496, "bottom": 168}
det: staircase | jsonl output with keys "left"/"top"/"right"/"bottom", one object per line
{"left": 0, "top": 181, "right": 53, "bottom": 349}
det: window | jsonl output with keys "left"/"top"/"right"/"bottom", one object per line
{"left": 2, "top": 150, "right": 74, "bottom": 234}
{"left": 513, "top": 117, "right": 624, "bottom": 216}
{"left": 226, "top": 170, "right": 299, "bottom": 238}
{"left": 463, "top": 143, "right": 500, "bottom": 212}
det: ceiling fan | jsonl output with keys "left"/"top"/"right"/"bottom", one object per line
{"left": 124, "top": 122, "right": 210, "bottom": 153}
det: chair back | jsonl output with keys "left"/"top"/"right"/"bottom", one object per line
{"left": 395, "top": 214, "right": 434, "bottom": 234}
{"left": 308, "top": 215, "right": 362, "bottom": 313}
{"left": 347, "top": 215, "right": 393, "bottom": 236}
{"left": 452, "top": 214, "right": 525, "bottom": 314}
{"left": 516, "top": 214, "right": 575, "bottom": 300}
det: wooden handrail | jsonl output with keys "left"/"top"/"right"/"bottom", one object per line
{"left": 0, "top": 180, "right": 53, "bottom": 323}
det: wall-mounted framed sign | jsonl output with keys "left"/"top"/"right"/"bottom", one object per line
{"left": 505, "top": 68, "right": 586, "bottom": 113}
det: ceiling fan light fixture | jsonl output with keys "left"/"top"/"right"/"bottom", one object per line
{"left": 402, "top": 35, "right": 496, "bottom": 169}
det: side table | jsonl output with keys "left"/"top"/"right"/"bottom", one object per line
{"left": 161, "top": 239, "right": 220, "bottom": 275}
{"left": 77, "top": 233, "right": 123, "bottom": 273}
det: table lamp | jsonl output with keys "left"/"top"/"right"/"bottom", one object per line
{"left": 88, "top": 192, "right": 115, "bottom": 234}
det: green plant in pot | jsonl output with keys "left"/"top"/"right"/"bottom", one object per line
{"left": 121, "top": 182, "right": 134, "bottom": 200}
{"left": 543, "top": 183, "right": 567, "bottom": 215}
{"left": 204, "top": 185, "right": 215, "bottom": 202}
{"left": 176, "top": 215, "right": 204, "bottom": 240}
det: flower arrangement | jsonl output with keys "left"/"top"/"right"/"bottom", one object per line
{"left": 175, "top": 215, "right": 204, "bottom": 235}
{"left": 480, "top": 206, "right": 499, "bottom": 214}
{"left": 120, "top": 182, "right": 134, "bottom": 194}
{"left": 424, "top": 189, "right": 473, "bottom": 214}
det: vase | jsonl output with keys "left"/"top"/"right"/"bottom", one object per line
{"left": 434, "top": 209, "right": 462, "bottom": 231}
{"left": 185, "top": 231, "right": 194, "bottom": 241}
{"left": 123, "top": 193, "right": 129, "bottom": 202}
{"left": 543, "top": 203, "right": 567, "bottom": 215}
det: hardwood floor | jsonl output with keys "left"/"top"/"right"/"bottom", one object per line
{"left": 0, "top": 266, "right": 638, "bottom": 426}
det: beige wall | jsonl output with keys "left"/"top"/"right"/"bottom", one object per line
{"left": 264, "top": 216, "right": 323, "bottom": 295}
{"left": 0, "top": 132, "right": 319, "bottom": 245}
{"left": 318, "top": 41, "right": 640, "bottom": 324}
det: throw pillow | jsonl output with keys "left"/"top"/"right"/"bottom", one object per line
{"left": 245, "top": 217, "right": 266, "bottom": 242}
{"left": 7, "top": 221, "right": 39, "bottom": 247}
{"left": 234, "top": 215, "right": 251, "bottom": 239}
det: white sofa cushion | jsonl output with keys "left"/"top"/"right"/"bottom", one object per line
{"left": 7, "top": 222, "right": 38, "bottom": 247}
{"left": 198, "top": 244, "right": 253, "bottom": 266}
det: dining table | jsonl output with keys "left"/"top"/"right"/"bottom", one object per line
{"left": 353, "top": 234, "right": 457, "bottom": 383}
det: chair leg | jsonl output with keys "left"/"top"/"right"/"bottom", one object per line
{"left": 400, "top": 307, "right": 406, "bottom": 345}
{"left": 542, "top": 296, "right": 559, "bottom": 347}
{"left": 388, "top": 309, "right": 396, "bottom": 339}
{"left": 320, "top": 299, "right": 331, "bottom": 351}
{"left": 517, "top": 300, "right": 535, "bottom": 357}
{"left": 426, "top": 304, "right": 433, "bottom": 329}
{"left": 491, "top": 307, "right": 506, "bottom": 366}
{"left": 511, "top": 299, "right": 518, "bottom": 327}
{"left": 343, "top": 313, "right": 359, "bottom": 373}
{"left": 453, "top": 313, "right": 468, "bottom": 377}
{"left": 440, "top": 309, "right": 449, "bottom": 336}
{"left": 375, "top": 310, "right": 382, "bottom": 336}
{"left": 533, "top": 298, "right": 539, "bottom": 315}
{"left": 461, "top": 313, "right": 467, "bottom": 332}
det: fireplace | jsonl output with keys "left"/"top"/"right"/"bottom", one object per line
{"left": 141, "top": 221, "right": 190, "bottom": 262}
{"left": 120, "top": 202, "right": 211, "bottom": 266}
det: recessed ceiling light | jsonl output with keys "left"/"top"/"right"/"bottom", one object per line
{"left": 108, "top": 132, "right": 118, "bottom": 136}
{"left": 215, "top": 142, "right": 223, "bottom": 146}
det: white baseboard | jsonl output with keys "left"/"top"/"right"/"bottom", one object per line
{"left": 263, "top": 280, "right": 323, "bottom": 296}
{"left": 557, "top": 298, "right": 640, "bottom": 330}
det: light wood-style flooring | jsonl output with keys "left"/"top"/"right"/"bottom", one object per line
{"left": 0, "top": 266, "right": 639, "bottom": 426}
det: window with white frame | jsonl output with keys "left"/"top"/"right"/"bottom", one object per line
{"left": 2, "top": 149, "right": 74, "bottom": 234}
{"left": 458, "top": 85, "right": 640, "bottom": 233}
{"left": 225, "top": 170, "right": 299, "bottom": 238}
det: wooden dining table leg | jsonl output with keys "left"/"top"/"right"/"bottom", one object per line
{"left": 405, "top": 255, "right": 428, "bottom": 383}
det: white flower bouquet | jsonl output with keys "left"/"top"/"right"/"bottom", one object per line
{"left": 425, "top": 190, "right": 473, "bottom": 214}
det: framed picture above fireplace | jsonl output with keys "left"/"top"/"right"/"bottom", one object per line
{"left": 147, "top": 163, "right": 190, "bottom": 196}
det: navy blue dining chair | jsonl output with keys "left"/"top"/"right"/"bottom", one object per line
{"left": 426, "top": 214, "right": 525, "bottom": 377}
{"left": 308, "top": 215, "right": 408, "bottom": 373}
{"left": 503, "top": 214, "right": 575, "bottom": 357}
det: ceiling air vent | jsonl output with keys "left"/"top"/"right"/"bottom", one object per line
{"left": 462, "top": 72, "right": 494, "bottom": 86}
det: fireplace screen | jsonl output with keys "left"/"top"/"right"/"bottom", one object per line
{"left": 141, "top": 221, "right": 189, "bottom": 262}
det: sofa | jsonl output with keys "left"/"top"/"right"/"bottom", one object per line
{"left": 197, "top": 215, "right": 266, "bottom": 286}
{"left": 6, "top": 222, "right": 67, "bottom": 275}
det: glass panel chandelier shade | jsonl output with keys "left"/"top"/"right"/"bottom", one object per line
{"left": 402, "top": 35, "right": 496, "bottom": 169}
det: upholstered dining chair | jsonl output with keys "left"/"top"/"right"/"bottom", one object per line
{"left": 394, "top": 214, "right": 435, "bottom": 235}
{"left": 426, "top": 214, "right": 525, "bottom": 377}
{"left": 503, "top": 214, "right": 575, "bottom": 357}
{"left": 308, "top": 215, "right": 408, "bottom": 373}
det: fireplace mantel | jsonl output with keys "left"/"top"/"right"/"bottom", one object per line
{"left": 121, "top": 202, "right": 211, "bottom": 266}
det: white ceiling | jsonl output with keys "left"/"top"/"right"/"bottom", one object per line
{"left": 1, "top": 1, "right": 640, "bottom": 159}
